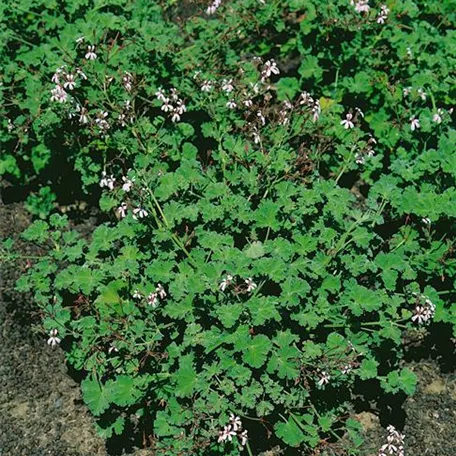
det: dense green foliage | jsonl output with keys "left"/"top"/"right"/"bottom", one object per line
{"left": 2, "top": 0, "right": 456, "bottom": 454}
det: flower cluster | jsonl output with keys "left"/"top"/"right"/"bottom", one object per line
{"left": 50, "top": 65, "right": 88, "bottom": 104}
{"left": 155, "top": 87, "right": 187, "bottom": 122}
{"left": 403, "top": 86, "right": 453, "bottom": 131}
{"left": 411, "top": 293, "right": 436, "bottom": 325}
{"left": 219, "top": 275, "right": 257, "bottom": 293}
{"left": 117, "top": 202, "right": 147, "bottom": 220}
{"left": 299, "top": 91, "right": 321, "bottom": 122}
{"left": 217, "top": 414, "right": 248, "bottom": 447}
{"left": 378, "top": 425, "right": 405, "bottom": 456}
{"left": 355, "top": 135, "right": 376, "bottom": 164}
{"left": 132, "top": 284, "right": 167, "bottom": 308}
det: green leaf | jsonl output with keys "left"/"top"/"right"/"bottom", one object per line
{"left": 22, "top": 220, "right": 49, "bottom": 242}
{"left": 276, "top": 77, "right": 300, "bottom": 101}
{"left": 243, "top": 335, "right": 272, "bottom": 368}
{"left": 267, "top": 345, "right": 300, "bottom": 380}
{"left": 275, "top": 416, "right": 306, "bottom": 447}
{"left": 217, "top": 303, "right": 243, "bottom": 328}
{"left": 244, "top": 241, "right": 265, "bottom": 259}
{"left": 398, "top": 368, "right": 417, "bottom": 395}
{"left": 174, "top": 355, "right": 198, "bottom": 397}
{"left": 247, "top": 297, "right": 280, "bottom": 325}
{"left": 81, "top": 378, "right": 111, "bottom": 416}
{"left": 110, "top": 375, "right": 140, "bottom": 407}
{"left": 358, "top": 358, "right": 379, "bottom": 380}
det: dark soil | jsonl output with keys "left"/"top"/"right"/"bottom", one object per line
{"left": 0, "top": 202, "right": 107, "bottom": 456}
{"left": 0, "top": 200, "right": 455, "bottom": 456}
{"left": 354, "top": 359, "right": 456, "bottom": 456}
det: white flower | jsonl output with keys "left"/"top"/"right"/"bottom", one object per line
{"left": 239, "top": 429, "right": 248, "bottom": 447}
{"left": 243, "top": 99, "right": 253, "bottom": 107}
{"left": 406, "top": 47, "right": 413, "bottom": 58}
{"left": 156, "top": 283, "right": 167, "bottom": 300}
{"left": 257, "top": 110, "right": 266, "bottom": 125}
{"left": 51, "top": 67, "right": 63, "bottom": 84}
{"left": 378, "top": 425, "right": 404, "bottom": 456}
{"left": 161, "top": 98, "right": 173, "bottom": 112}
{"left": 7, "top": 119, "right": 14, "bottom": 132}
{"left": 122, "top": 72, "right": 133, "bottom": 92}
{"left": 171, "top": 111, "right": 181, "bottom": 123}
{"left": 433, "top": 108, "right": 443, "bottom": 124}
{"left": 207, "top": 0, "right": 222, "bottom": 15}
{"left": 353, "top": 0, "right": 370, "bottom": 13}
{"left": 147, "top": 292, "right": 158, "bottom": 307}
{"left": 410, "top": 117, "right": 420, "bottom": 131}
{"left": 312, "top": 101, "right": 321, "bottom": 122}
{"left": 422, "top": 217, "right": 431, "bottom": 225}
{"left": 76, "top": 68, "right": 87, "bottom": 80}
{"left": 222, "top": 78, "right": 234, "bottom": 93}
{"left": 245, "top": 278, "right": 257, "bottom": 292}
{"left": 108, "top": 345, "right": 119, "bottom": 354}
{"left": 76, "top": 36, "right": 85, "bottom": 44}
{"left": 155, "top": 88, "right": 166, "bottom": 101}
{"left": 85, "top": 45, "right": 97, "bottom": 60}
{"left": 132, "top": 289, "right": 142, "bottom": 299}
{"left": 250, "top": 81, "right": 260, "bottom": 94}
{"left": 201, "top": 80, "right": 213, "bottom": 92}
{"left": 122, "top": 176, "right": 134, "bottom": 192}
{"left": 252, "top": 127, "right": 261, "bottom": 144}
{"left": 377, "top": 4, "right": 389, "bottom": 24}
{"left": 403, "top": 86, "right": 412, "bottom": 96}
{"left": 342, "top": 364, "right": 352, "bottom": 375}
{"left": 50, "top": 85, "right": 68, "bottom": 103}
{"left": 99, "top": 171, "right": 116, "bottom": 190}
{"left": 132, "top": 207, "right": 148, "bottom": 219}
{"left": 219, "top": 274, "right": 233, "bottom": 292}
{"left": 217, "top": 425, "right": 236, "bottom": 443}
{"left": 417, "top": 88, "right": 427, "bottom": 101}
{"left": 226, "top": 100, "right": 237, "bottom": 109}
{"left": 355, "top": 153, "right": 365, "bottom": 164}
{"left": 355, "top": 107, "right": 364, "bottom": 118}
{"left": 170, "top": 88, "right": 179, "bottom": 102}
{"left": 77, "top": 106, "right": 89, "bottom": 124}
{"left": 411, "top": 294, "right": 436, "bottom": 325}
{"left": 116, "top": 202, "right": 127, "bottom": 218}
{"left": 175, "top": 100, "right": 186, "bottom": 115}
{"left": 47, "top": 329, "right": 61, "bottom": 347}
{"left": 229, "top": 413, "right": 242, "bottom": 432}
{"left": 261, "top": 59, "right": 280, "bottom": 80}
{"left": 341, "top": 113, "right": 355, "bottom": 129}
{"left": 63, "top": 73, "right": 76, "bottom": 90}
{"left": 95, "top": 111, "right": 109, "bottom": 130}
{"left": 317, "top": 371, "right": 330, "bottom": 386}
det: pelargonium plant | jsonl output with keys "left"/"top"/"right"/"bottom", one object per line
{"left": 3, "top": 0, "right": 456, "bottom": 455}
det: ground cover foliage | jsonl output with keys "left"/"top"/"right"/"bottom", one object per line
{"left": 1, "top": 0, "right": 456, "bottom": 454}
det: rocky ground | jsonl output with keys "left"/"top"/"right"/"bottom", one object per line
{"left": 0, "top": 201, "right": 455, "bottom": 456}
